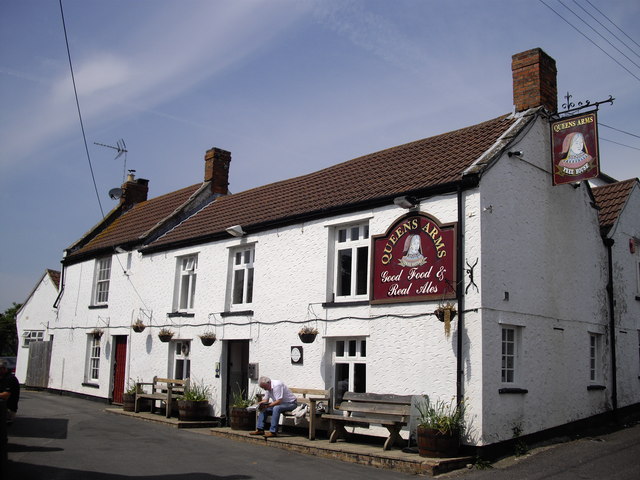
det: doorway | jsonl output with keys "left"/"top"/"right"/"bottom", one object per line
{"left": 225, "top": 339, "right": 249, "bottom": 417}
{"left": 112, "top": 336, "right": 127, "bottom": 404}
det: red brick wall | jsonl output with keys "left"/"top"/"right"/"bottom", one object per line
{"left": 512, "top": 48, "right": 557, "bottom": 113}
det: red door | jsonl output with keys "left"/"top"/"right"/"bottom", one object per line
{"left": 112, "top": 336, "right": 127, "bottom": 404}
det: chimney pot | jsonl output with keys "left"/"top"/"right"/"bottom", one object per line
{"left": 512, "top": 48, "right": 557, "bottom": 113}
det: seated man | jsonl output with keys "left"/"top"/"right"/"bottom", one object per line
{"left": 250, "top": 376, "right": 297, "bottom": 438}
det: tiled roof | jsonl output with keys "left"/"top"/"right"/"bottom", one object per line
{"left": 67, "top": 184, "right": 202, "bottom": 260}
{"left": 148, "top": 114, "right": 519, "bottom": 250}
{"left": 592, "top": 178, "right": 638, "bottom": 233}
{"left": 47, "top": 269, "right": 61, "bottom": 289}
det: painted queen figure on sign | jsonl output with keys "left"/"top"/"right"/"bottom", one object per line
{"left": 557, "top": 132, "right": 593, "bottom": 171}
{"left": 399, "top": 234, "right": 427, "bottom": 267}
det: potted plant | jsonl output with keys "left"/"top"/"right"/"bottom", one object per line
{"left": 298, "top": 326, "right": 318, "bottom": 343}
{"left": 199, "top": 332, "right": 216, "bottom": 346}
{"left": 132, "top": 319, "right": 146, "bottom": 333}
{"left": 416, "top": 395, "right": 465, "bottom": 458}
{"left": 177, "top": 380, "right": 211, "bottom": 420}
{"left": 229, "top": 387, "right": 256, "bottom": 430}
{"left": 434, "top": 302, "right": 457, "bottom": 338}
{"left": 158, "top": 328, "right": 174, "bottom": 342}
{"left": 122, "top": 379, "right": 138, "bottom": 411}
{"left": 91, "top": 328, "right": 104, "bottom": 339}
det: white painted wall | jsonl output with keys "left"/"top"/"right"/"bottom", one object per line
{"left": 476, "top": 115, "right": 611, "bottom": 445}
{"left": 15, "top": 272, "right": 60, "bottom": 382}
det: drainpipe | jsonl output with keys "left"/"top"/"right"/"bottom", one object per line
{"left": 604, "top": 237, "right": 618, "bottom": 415}
{"left": 456, "top": 184, "right": 465, "bottom": 406}
{"left": 53, "top": 262, "right": 66, "bottom": 309}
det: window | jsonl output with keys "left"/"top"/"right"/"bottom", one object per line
{"left": 22, "top": 330, "right": 44, "bottom": 348}
{"left": 175, "top": 255, "right": 198, "bottom": 311}
{"left": 589, "top": 333, "right": 602, "bottom": 383}
{"left": 92, "top": 257, "right": 112, "bottom": 305}
{"left": 332, "top": 337, "right": 367, "bottom": 405}
{"left": 501, "top": 326, "right": 521, "bottom": 384}
{"left": 231, "top": 247, "right": 254, "bottom": 305}
{"left": 86, "top": 335, "right": 101, "bottom": 382}
{"left": 171, "top": 341, "right": 191, "bottom": 380}
{"left": 334, "top": 223, "right": 369, "bottom": 300}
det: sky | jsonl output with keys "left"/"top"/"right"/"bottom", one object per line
{"left": 1, "top": 0, "right": 639, "bottom": 312}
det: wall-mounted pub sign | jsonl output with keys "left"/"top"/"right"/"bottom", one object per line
{"left": 371, "top": 213, "right": 457, "bottom": 304}
{"left": 551, "top": 112, "right": 600, "bottom": 186}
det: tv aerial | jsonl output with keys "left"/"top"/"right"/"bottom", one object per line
{"left": 95, "top": 139, "right": 128, "bottom": 200}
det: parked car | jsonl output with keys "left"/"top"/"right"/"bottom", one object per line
{"left": 0, "top": 356, "right": 16, "bottom": 375}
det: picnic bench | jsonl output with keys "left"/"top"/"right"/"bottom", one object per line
{"left": 135, "top": 376, "right": 189, "bottom": 418}
{"left": 257, "top": 387, "right": 332, "bottom": 440}
{"left": 322, "top": 392, "right": 413, "bottom": 450}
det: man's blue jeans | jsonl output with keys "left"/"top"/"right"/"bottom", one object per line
{"left": 256, "top": 401, "right": 297, "bottom": 433}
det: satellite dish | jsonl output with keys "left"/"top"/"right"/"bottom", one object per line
{"left": 108, "top": 188, "right": 123, "bottom": 200}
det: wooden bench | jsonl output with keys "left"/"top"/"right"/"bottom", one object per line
{"left": 322, "top": 392, "right": 413, "bottom": 450}
{"left": 257, "top": 387, "right": 332, "bottom": 440}
{"left": 135, "top": 376, "right": 189, "bottom": 418}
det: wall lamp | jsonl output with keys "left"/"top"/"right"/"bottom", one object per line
{"left": 507, "top": 150, "right": 523, "bottom": 158}
{"left": 225, "top": 225, "right": 246, "bottom": 237}
{"left": 393, "top": 195, "right": 418, "bottom": 209}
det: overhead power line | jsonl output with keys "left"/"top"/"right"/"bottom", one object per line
{"left": 539, "top": 0, "right": 640, "bottom": 83}
{"left": 584, "top": 0, "right": 640, "bottom": 52}
{"left": 59, "top": 0, "right": 104, "bottom": 217}
{"left": 572, "top": 0, "right": 640, "bottom": 61}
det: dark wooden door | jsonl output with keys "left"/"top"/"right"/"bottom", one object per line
{"left": 112, "top": 336, "right": 127, "bottom": 404}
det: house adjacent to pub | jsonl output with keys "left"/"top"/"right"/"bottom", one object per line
{"left": 16, "top": 48, "right": 640, "bottom": 449}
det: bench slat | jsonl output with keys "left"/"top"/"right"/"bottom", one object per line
{"left": 342, "top": 392, "right": 413, "bottom": 405}
{"left": 337, "top": 401, "right": 411, "bottom": 416}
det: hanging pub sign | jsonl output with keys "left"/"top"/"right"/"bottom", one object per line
{"left": 550, "top": 111, "right": 600, "bottom": 186}
{"left": 371, "top": 213, "right": 457, "bottom": 304}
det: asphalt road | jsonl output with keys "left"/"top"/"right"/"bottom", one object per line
{"left": 4, "top": 390, "right": 640, "bottom": 479}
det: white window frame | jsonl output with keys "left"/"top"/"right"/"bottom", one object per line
{"left": 174, "top": 254, "right": 198, "bottom": 312}
{"left": 230, "top": 246, "right": 254, "bottom": 307}
{"left": 85, "top": 335, "right": 101, "bottom": 382}
{"left": 589, "top": 332, "right": 602, "bottom": 383}
{"left": 22, "top": 330, "right": 44, "bottom": 348}
{"left": 170, "top": 340, "right": 191, "bottom": 380}
{"left": 332, "top": 337, "right": 367, "bottom": 405}
{"left": 501, "top": 326, "right": 522, "bottom": 385}
{"left": 92, "top": 256, "right": 112, "bottom": 305}
{"left": 332, "top": 222, "right": 370, "bottom": 302}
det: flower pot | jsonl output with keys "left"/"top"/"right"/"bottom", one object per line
{"left": 200, "top": 336, "right": 216, "bottom": 346}
{"left": 122, "top": 393, "right": 136, "bottom": 412}
{"left": 132, "top": 324, "right": 145, "bottom": 333}
{"left": 298, "top": 333, "right": 317, "bottom": 344}
{"left": 416, "top": 426, "right": 460, "bottom": 458}
{"left": 178, "top": 400, "right": 209, "bottom": 420}
{"left": 229, "top": 407, "right": 255, "bottom": 430}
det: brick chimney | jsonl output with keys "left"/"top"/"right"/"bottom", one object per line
{"left": 204, "top": 147, "right": 231, "bottom": 195}
{"left": 512, "top": 48, "right": 557, "bottom": 113}
{"left": 120, "top": 172, "right": 149, "bottom": 206}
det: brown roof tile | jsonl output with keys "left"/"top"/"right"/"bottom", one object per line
{"left": 149, "top": 114, "right": 519, "bottom": 250}
{"left": 592, "top": 178, "right": 638, "bottom": 232}
{"left": 47, "top": 269, "right": 61, "bottom": 289}
{"left": 68, "top": 184, "right": 202, "bottom": 259}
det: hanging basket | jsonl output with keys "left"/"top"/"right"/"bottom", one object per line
{"left": 298, "top": 333, "right": 317, "bottom": 344}
{"left": 200, "top": 334, "right": 216, "bottom": 346}
{"left": 91, "top": 328, "right": 104, "bottom": 339}
{"left": 132, "top": 322, "right": 146, "bottom": 333}
{"left": 158, "top": 328, "right": 174, "bottom": 343}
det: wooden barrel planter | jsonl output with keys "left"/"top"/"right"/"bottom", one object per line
{"left": 123, "top": 393, "right": 136, "bottom": 412}
{"left": 229, "top": 407, "right": 255, "bottom": 430}
{"left": 178, "top": 400, "right": 209, "bottom": 420}
{"left": 416, "top": 426, "right": 460, "bottom": 458}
